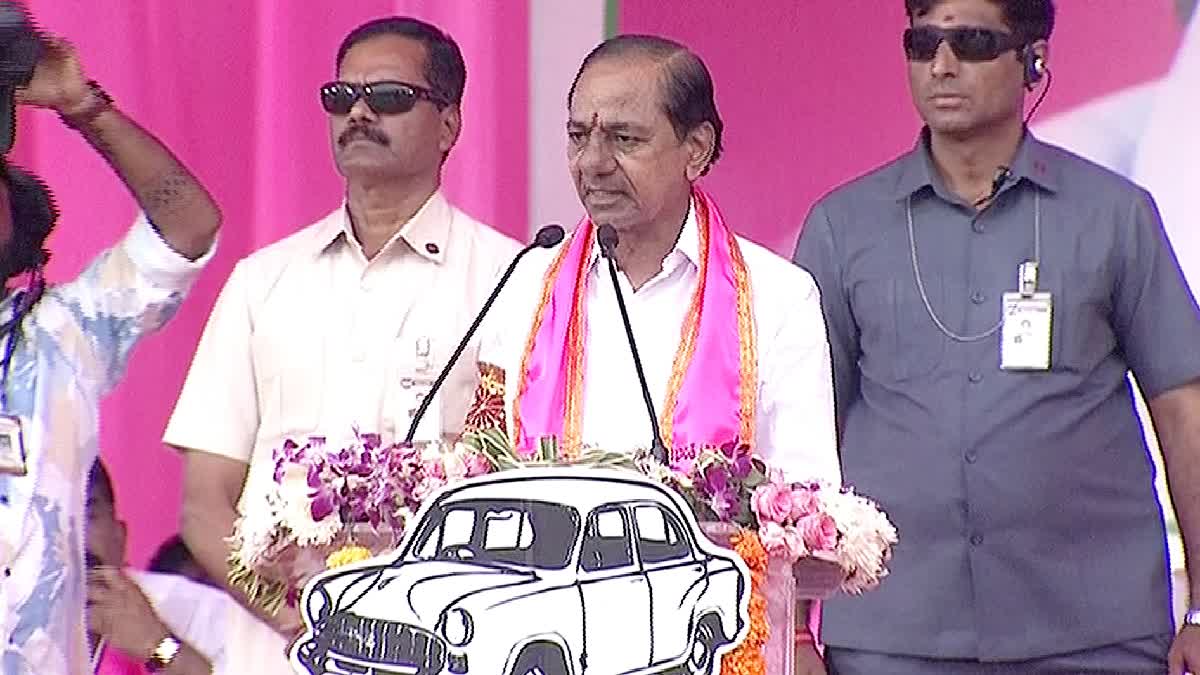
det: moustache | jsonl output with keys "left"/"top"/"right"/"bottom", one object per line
{"left": 338, "top": 125, "right": 390, "bottom": 147}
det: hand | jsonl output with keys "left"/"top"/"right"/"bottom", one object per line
{"left": 270, "top": 601, "right": 305, "bottom": 640}
{"left": 13, "top": 36, "right": 91, "bottom": 114}
{"left": 794, "top": 642, "right": 827, "bottom": 675}
{"left": 87, "top": 566, "right": 171, "bottom": 661}
{"left": 1169, "top": 624, "right": 1200, "bottom": 675}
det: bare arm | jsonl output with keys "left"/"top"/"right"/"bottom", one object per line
{"left": 17, "top": 37, "right": 219, "bottom": 259}
{"left": 179, "top": 450, "right": 246, "bottom": 595}
{"left": 1149, "top": 379, "right": 1200, "bottom": 604}
{"left": 179, "top": 450, "right": 301, "bottom": 635}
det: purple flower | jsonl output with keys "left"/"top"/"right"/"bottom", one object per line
{"left": 719, "top": 441, "right": 753, "bottom": 480}
{"left": 310, "top": 491, "right": 337, "bottom": 521}
{"left": 708, "top": 489, "right": 738, "bottom": 520}
{"left": 700, "top": 464, "right": 730, "bottom": 496}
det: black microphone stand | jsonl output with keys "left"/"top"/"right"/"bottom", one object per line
{"left": 403, "top": 225, "right": 565, "bottom": 444}
{"left": 597, "top": 224, "right": 669, "bottom": 464}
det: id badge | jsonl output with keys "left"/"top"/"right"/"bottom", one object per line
{"left": 0, "top": 413, "right": 28, "bottom": 476}
{"left": 397, "top": 376, "right": 442, "bottom": 443}
{"left": 1000, "top": 291, "right": 1052, "bottom": 371}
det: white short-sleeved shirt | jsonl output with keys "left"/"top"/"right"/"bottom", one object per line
{"left": 477, "top": 200, "right": 842, "bottom": 486}
{"left": 165, "top": 191, "right": 519, "bottom": 486}
{"left": 163, "top": 191, "right": 519, "bottom": 674}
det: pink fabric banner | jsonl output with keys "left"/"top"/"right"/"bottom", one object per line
{"left": 10, "top": 0, "right": 530, "bottom": 566}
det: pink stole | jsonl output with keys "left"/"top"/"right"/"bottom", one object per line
{"left": 512, "top": 186, "right": 757, "bottom": 460}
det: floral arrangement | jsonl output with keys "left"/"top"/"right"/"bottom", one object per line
{"left": 227, "top": 432, "right": 492, "bottom": 613}
{"left": 634, "top": 441, "right": 897, "bottom": 596}
{"left": 629, "top": 441, "right": 896, "bottom": 675}
{"left": 752, "top": 474, "right": 898, "bottom": 596}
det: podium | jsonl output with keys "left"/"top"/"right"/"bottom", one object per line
{"left": 702, "top": 522, "right": 799, "bottom": 674}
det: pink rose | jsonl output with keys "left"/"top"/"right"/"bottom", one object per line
{"left": 759, "top": 522, "right": 787, "bottom": 557}
{"left": 790, "top": 487, "right": 822, "bottom": 521}
{"left": 797, "top": 513, "right": 839, "bottom": 552}
{"left": 760, "top": 523, "right": 807, "bottom": 561}
{"left": 752, "top": 483, "right": 794, "bottom": 525}
{"left": 781, "top": 525, "right": 807, "bottom": 561}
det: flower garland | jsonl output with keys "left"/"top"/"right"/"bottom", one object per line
{"left": 721, "top": 529, "right": 768, "bottom": 675}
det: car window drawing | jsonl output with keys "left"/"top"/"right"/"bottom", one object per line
{"left": 290, "top": 468, "right": 751, "bottom": 675}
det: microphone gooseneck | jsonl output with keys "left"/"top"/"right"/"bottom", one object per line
{"left": 596, "top": 224, "right": 668, "bottom": 463}
{"left": 403, "top": 223, "right": 565, "bottom": 443}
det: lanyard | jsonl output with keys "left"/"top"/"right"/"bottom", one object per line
{"left": 1, "top": 293, "right": 23, "bottom": 412}
{"left": 906, "top": 188, "right": 1042, "bottom": 343}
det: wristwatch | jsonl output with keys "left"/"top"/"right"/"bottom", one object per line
{"left": 145, "top": 634, "right": 182, "bottom": 672}
{"left": 1185, "top": 608, "right": 1200, "bottom": 628}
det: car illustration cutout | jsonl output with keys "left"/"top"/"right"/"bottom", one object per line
{"left": 290, "top": 468, "right": 751, "bottom": 675}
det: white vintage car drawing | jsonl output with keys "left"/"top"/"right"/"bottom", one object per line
{"left": 290, "top": 468, "right": 750, "bottom": 675}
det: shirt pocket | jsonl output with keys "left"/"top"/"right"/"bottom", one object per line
{"left": 1048, "top": 266, "right": 1114, "bottom": 374}
{"left": 854, "top": 277, "right": 947, "bottom": 382}
{"left": 250, "top": 326, "right": 326, "bottom": 437}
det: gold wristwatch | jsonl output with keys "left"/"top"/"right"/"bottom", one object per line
{"left": 145, "top": 634, "right": 182, "bottom": 672}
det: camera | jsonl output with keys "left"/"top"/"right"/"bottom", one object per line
{"left": 0, "top": 1, "right": 43, "bottom": 153}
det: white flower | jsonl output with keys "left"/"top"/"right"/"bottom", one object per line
{"left": 230, "top": 484, "right": 286, "bottom": 569}
{"left": 818, "top": 487, "right": 899, "bottom": 595}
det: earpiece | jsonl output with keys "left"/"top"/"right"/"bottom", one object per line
{"left": 1023, "top": 46, "right": 1046, "bottom": 89}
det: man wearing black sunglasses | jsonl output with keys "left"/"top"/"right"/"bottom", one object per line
{"left": 795, "top": 0, "right": 1200, "bottom": 673}
{"left": 164, "top": 16, "right": 519, "bottom": 675}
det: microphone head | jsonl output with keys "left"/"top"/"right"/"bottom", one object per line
{"left": 533, "top": 223, "right": 565, "bottom": 248}
{"left": 597, "top": 224, "right": 619, "bottom": 258}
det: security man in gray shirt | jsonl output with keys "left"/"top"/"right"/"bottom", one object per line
{"left": 794, "top": 1, "right": 1200, "bottom": 673}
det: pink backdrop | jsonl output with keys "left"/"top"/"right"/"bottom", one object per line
{"left": 618, "top": 0, "right": 1185, "bottom": 253}
{"left": 10, "top": 0, "right": 529, "bottom": 566}
{"left": 7, "top": 1, "right": 1188, "bottom": 567}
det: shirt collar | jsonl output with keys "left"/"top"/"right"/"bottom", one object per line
{"left": 587, "top": 198, "right": 702, "bottom": 273}
{"left": 311, "top": 190, "right": 452, "bottom": 264}
{"left": 891, "top": 127, "right": 1062, "bottom": 201}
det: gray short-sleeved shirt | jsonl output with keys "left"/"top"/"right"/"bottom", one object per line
{"left": 794, "top": 131, "right": 1200, "bottom": 661}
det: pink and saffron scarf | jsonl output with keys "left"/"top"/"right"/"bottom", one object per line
{"left": 511, "top": 186, "right": 757, "bottom": 464}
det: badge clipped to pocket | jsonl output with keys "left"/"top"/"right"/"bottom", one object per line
{"left": 1000, "top": 261, "right": 1052, "bottom": 371}
{"left": 398, "top": 376, "right": 442, "bottom": 443}
{"left": 0, "top": 413, "right": 28, "bottom": 476}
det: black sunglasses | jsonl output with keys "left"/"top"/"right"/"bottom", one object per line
{"left": 320, "top": 80, "right": 448, "bottom": 115}
{"left": 903, "top": 26, "right": 1025, "bottom": 62}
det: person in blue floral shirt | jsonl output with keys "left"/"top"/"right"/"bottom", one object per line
{"left": 0, "top": 21, "right": 221, "bottom": 675}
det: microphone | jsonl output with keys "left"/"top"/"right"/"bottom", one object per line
{"left": 974, "top": 166, "right": 1011, "bottom": 207}
{"left": 597, "top": 224, "right": 668, "bottom": 463}
{"left": 403, "top": 223, "right": 566, "bottom": 443}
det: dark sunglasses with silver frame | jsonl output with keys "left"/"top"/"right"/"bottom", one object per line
{"left": 320, "top": 80, "right": 448, "bottom": 116}
{"left": 903, "top": 25, "right": 1026, "bottom": 62}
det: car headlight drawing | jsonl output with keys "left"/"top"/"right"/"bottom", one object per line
{"left": 439, "top": 607, "right": 474, "bottom": 647}
{"left": 307, "top": 587, "right": 332, "bottom": 624}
